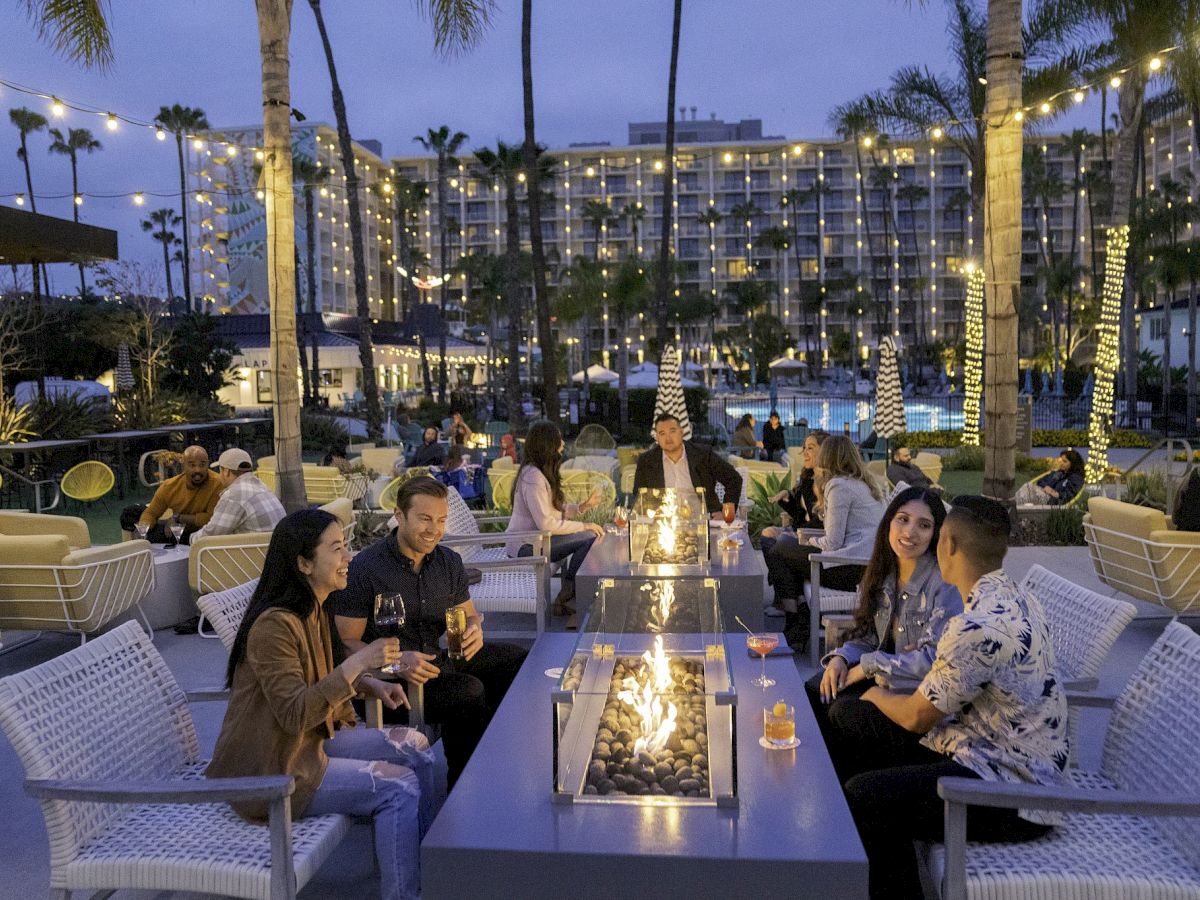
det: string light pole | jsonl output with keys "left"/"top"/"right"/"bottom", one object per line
{"left": 961, "top": 263, "right": 985, "bottom": 446}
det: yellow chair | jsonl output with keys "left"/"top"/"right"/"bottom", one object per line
{"left": 59, "top": 461, "right": 115, "bottom": 509}
{"left": 376, "top": 468, "right": 432, "bottom": 511}
{"left": 0, "top": 511, "right": 90, "bottom": 550}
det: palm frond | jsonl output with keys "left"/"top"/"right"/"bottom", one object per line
{"left": 417, "top": 0, "right": 497, "bottom": 58}
{"left": 22, "top": 0, "right": 113, "bottom": 70}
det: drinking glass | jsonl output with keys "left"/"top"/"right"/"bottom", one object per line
{"left": 763, "top": 702, "right": 796, "bottom": 747}
{"left": 723, "top": 504, "right": 737, "bottom": 525}
{"left": 613, "top": 505, "right": 629, "bottom": 529}
{"left": 374, "top": 592, "right": 406, "bottom": 635}
{"left": 133, "top": 522, "right": 149, "bottom": 541}
{"left": 169, "top": 519, "right": 185, "bottom": 547}
{"left": 445, "top": 606, "right": 467, "bottom": 661}
{"left": 746, "top": 632, "right": 779, "bottom": 688}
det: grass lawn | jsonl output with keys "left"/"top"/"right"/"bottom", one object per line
{"left": 939, "top": 470, "right": 1035, "bottom": 500}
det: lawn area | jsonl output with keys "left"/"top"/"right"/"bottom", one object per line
{"left": 939, "top": 470, "right": 1035, "bottom": 499}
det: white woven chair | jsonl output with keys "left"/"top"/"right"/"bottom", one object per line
{"left": 927, "top": 619, "right": 1200, "bottom": 900}
{"left": 0, "top": 621, "right": 350, "bottom": 900}
{"left": 440, "top": 488, "right": 552, "bottom": 638}
{"left": 805, "top": 549, "right": 869, "bottom": 667}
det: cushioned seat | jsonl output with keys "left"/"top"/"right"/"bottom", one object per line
{"left": 0, "top": 510, "right": 90, "bottom": 549}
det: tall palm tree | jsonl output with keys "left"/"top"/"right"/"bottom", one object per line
{"left": 1023, "top": 143, "right": 1068, "bottom": 391}
{"left": 48, "top": 126, "right": 101, "bottom": 297}
{"left": 724, "top": 279, "right": 774, "bottom": 385}
{"left": 293, "top": 154, "right": 327, "bottom": 405}
{"left": 9, "top": 107, "right": 47, "bottom": 213}
{"left": 1180, "top": 237, "right": 1200, "bottom": 428}
{"left": 521, "top": 0, "right": 557, "bottom": 427}
{"left": 581, "top": 198, "right": 617, "bottom": 370}
{"left": 474, "top": 142, "right": 527, "bottom": 432}
{"left": 559, "top": 256, "right": 606, "bottom": 410}
{"left": 622, "top": 202, "right": 646, "bottom": 253}
{"left": 416, "top": 126, "right": 469, "bottom": 406}
{"left": 1079, "top": 0, "right": 1179, "bottom": 479}
{"left": 141, "top": 208, "right": 181, "bottom": 307}
{"left": 779, "top": 188, "right": 816, "bottom": 360}
{"left": 895, "top": 180, "right": 931, "bottom": 371}
{"left": 755, "top": 225, "right": 791, "bottom": 322}
{"left": 610, "top": 256, "right": 654, "bottom": 434}
{"left": 254, "top": 0, "right": 306, "bottom": 510}
{"left": 697, "top": 206, "right": 722, "bottom": 376}
{"left": 391, "top": 175, "right": 429, "bottom": 323}
{"left": 153, "top": 105, "right": 209, "bottom": 312}
{"left": 307, "top": 0, "right": 383, "bottom": 440}
{"left": 654, "top": 0, "right": 684, "bottom": 345}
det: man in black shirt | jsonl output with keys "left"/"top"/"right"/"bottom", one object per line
{"left": 330, "top": 475, "right": 527, "bottom": 787}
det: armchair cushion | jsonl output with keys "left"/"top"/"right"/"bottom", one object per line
{"left": 188, "top": 532, "right": 272, "bottom": 594}
{"left": 0, "top": 511, "right": 90, "bottom": 549}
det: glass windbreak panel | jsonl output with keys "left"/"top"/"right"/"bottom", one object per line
{"left": 629, "top": 487, "right": 710, "bottom": 570}
{"left": 553, "top": 576, "right": 735, "bottom": 806}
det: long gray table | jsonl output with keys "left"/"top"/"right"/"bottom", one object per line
{"left": 576, "top": 525, "right": 769, "bottom": 630}
{"left": 421, "top": 633, "right": 868, "bottom": 899}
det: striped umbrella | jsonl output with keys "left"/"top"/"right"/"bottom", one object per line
{"left": 653, "top": 345, "right": 692, "bottom": 440}
{"left": 115, "top": 343, "right": 135, "bottom": 391}
{"left": 874, "top": 336, "right": 907, "bottom": 439}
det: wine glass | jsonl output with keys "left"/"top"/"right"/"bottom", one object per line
{"left": 133, "top": 522, "right": 149, "bottom": 542}
{"left": 375, "top": 592, "right": 407, "bottom": 675}
{"left": 723, "top": 504, "right": 737, "bottom": 526}
{"left": 613, "top": 505, "right": 629, "bottom": 530}
{"left": 746, "top": 632, "right": 779, "bottom": 688}
{"left": 169, "top": 518, "right": 185, "bottom": 547}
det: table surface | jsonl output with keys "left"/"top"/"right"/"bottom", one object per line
{"left": 421, "top": 632, "right": 868, "bottom": 899}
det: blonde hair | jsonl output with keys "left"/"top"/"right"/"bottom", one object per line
{"left": 816, "top": 435, "right": 883, "bottom": 502}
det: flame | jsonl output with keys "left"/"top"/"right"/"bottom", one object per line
{"left": 657, "top": 518, "right": 677, "bottom": 557}
{"left": 615, "top": 635, "right": 678, "bottom": 756}
{"left": 654, "top": 489, "right": 681, "bottom": 558}
{"left": 655, "top": 580, "right": 674, "bottom": 631}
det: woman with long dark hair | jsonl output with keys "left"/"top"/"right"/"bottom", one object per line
{"left": 732, "top": 413, "right": 763, "bottom": 459}
{"left": 505, "top": 420, "right": 604, "bottom": 621}
{"left": 207, "top": 509, "right": 434, "bottom": 900}
{"left": 1014, "top": 448, "right": 1085, "bottom": 506}
{"left": 804, "top": 487, "right": 962, "bottom": 771}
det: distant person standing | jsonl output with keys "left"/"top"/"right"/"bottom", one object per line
{"left": 732, "top": 414, "right": 763, "bottom": 460}
{"left": 449, "top": 412, "right": 472, "bottom": 447}
{"left": 762, "top": 410, "right": 787, "bottom": 464}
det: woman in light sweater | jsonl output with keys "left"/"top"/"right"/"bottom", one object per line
{"left": 764, "top": 434, "right": 886, "bottom": 649}
{"left": 506, "top": 421, "right": 604, "bottom": 621}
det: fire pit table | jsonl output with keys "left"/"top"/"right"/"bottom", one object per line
{"left": 421, "top": 632, "right": 868, "bottom": 898}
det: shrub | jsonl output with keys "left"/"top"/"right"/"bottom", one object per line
{"left": 892, "top": 428, "right": 1154, "bottom": 451}
{"left": 1044, "top": 507, "right": 1086, "bottom": 545}
{"left": 0, "top": 396, "right": 35, "bottom": 443}
{"left": 942, "top": 445, "right": 985, "bottom": 471}
{"left": 26, "top": 394, "right": 114, "bottom": 439}
{"left": 586, "top": 384, "right": 710, "bottom": 439}
{"left": 746, "top": 471, "right": 790, "bottom": 540}
{"left": 1123, "top": 471, "right": 1169, "bottom": 511}
{"left": 300, "top": 411, "right": 350, "bottom": 453}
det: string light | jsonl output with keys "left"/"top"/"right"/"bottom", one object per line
{"left": 961, "top": 264, "right": 985, "bottom": 447}
{"left": 1085, "top": 224, "right": 1130, "bottom": 484}
{"left": 155, "top": 125, "right": 166, "bottom": 141}
{"left": 106, "top": 112, "right": 118, "bottom": 131}
{"left": 50, "top": 97, "right": 64, "bottom": 116}
{"left": 14, "top": 193, "right": 24, "bottom": 206}
{"left": 133, "top": 192, "right": 144, "bottom": 205}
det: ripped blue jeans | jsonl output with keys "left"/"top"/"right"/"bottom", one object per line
{"left": 305, "top": 725, "right": 436, "bottom": 900}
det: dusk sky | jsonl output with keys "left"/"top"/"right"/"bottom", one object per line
{"left": 0, "top": 0, "right": 1101, "bottom": 286}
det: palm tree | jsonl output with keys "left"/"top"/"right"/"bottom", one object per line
{"left": 521, "top": 0, "right": 557, "bottom": 427}
{"left": 559, "top": 256, "right": 606, "bottom": 409}
{"left": 610, "top": 257, "right": 654, "bottom": 434}
{"left": 697, "top": 207, "right": 722, "bottom": 376}
{"left": 1023, "top": 143, "right": 1069, "bottom": 392}
{"left": 654, "top": 0, "right": 684, "bottom": 345}
{"left": 1180, "top": 237, "right": 1200, "bottom": 428}
{"left": 755, "top": 225, "right": 791, "bottom": 322}
{"left": 415, "top": 125, "right": 469, "bottom": 406}
{"left": 622, "top": 202, "right": 646, "bottom": 253}
{"left": 391, "top": 175, "right": 429, "bottom": 323}
{"left": 581, "top": 199, "right": 617, "bottom": 368}
{"left": 474, "top": 142, "right": 527, "bottom": 432}
{"left": 254, "top": 0, "right": 306, "bottom": 510}
{"left": 729, "top": 200, "right": 763, "bottom": 279}
{"left": 48, "top": 126, "right": 102, "bottom": 297}
{"left": 153, "top": 105, "right": 209, "bottom": 312}
{"left": 141, "top": 209, "right": 181, "bottom": 307}
{"left": 724, "top": 279, "right": 775, "bottom": 385}
{"left": 895, "top": 181, "right": 931, "bottom": 372}
{"left": 307, "top": 0, "right": 383, "bottom": 441}
{"left": 9, "top": 107, "right": 48, "bottom": 214}
{"left": 1079, "top": 0, "right": 1178, "bottom": 478}
{"left": 293, "top": 154, "right": 328, "bottom": 405}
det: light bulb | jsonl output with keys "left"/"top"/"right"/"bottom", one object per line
{"left": 226, "top": 145, "right": 237, "bottom": 156}
{"left": 51, "top": 97, "right": 65, "bottom": 117}
{"left": 1110, "top": 75, "right": 1121, "bottom": 88}
{"left": 155, "top": 126, "right": 166, "bottom": 141}
{"left": 133, "top": 192, "right": 144, "bottom": 205}
{"left": 15, "top": 194, "right": 25, "bottom": 206}
{"left": 1150, "top": 57, "right": 1162, "bottom": 72}
{"left": 106, "top": 113, "right": 118, "bottom": 131}
{"left": 1072, "top": 90, "right": 1085, "bottom": 104}
{"left": 1040, "top": 101, "right": 1051, "bottom": 114}
{"left": 74, "top": 194, "right": 82, "bottom": 206}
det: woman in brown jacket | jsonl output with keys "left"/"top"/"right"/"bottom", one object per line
{"left": 207, "top": 509, "right": 433, "bottom": 900}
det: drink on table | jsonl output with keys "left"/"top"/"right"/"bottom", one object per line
{"left": 723, "top": 505, "right": 736, "bottom": 525}
{"left": 764, "top": 701, "right": 796, "bottom": 747}
{"left": 747, "top": 632, "right": 779, "bottom": 688}
{"left": 445, "top": 606, "right": 467, "bottom": 661}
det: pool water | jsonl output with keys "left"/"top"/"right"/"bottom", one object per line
{"left": 717, "top": 398, "right": 965, "bottom": 433}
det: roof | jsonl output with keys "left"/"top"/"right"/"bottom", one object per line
{"left": 0, "top": 206, "right": 118, "bottom": 265}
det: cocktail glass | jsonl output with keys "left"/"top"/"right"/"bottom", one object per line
{"left": 763, "top": 702, "right": 796, "bottom": 747}
{"left": 746, "top": 632, "right": 779, "bottom": 688}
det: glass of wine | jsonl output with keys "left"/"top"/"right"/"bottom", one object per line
{"left": 374, "top": 592, "right": 407, "bottom": 675}
{"left": 169, "top": 518, "right": 185, "bottom": 547}
{"left": 134, "top": 522, "right": 149, "bottom": 542}
{"left": 612, "top": 505, "right": 629, "bottom": 530}
{"left": 746, "top": 632, "right": 779, "bottom": 688}
{"left": 723, "top": 503, "right": 737, "bottom": 526}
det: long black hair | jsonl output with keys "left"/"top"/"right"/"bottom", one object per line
{"left": 1060, "top": 448, "right": 1084, "bottom": 477}
{"left": 513, "top": 420, "right": 565, "bottom": 511}
{"left": 225, "top": 508, "right": 339, "bottom": 688}
{"left": 844, "top": 486, "right": 946, "bottom": 643}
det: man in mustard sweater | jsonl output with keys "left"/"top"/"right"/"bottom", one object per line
{"left": 120, "top": 445, "right": 223, "bottom": 544}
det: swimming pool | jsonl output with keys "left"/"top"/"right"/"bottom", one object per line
{"left": 715, "top": 396, "right": 966, "bottom": 433}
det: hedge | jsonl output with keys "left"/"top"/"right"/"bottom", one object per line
{"left": 892, "top": 428, "right": 1154, "bottom": 450}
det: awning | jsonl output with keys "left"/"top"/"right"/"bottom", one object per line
{"left": 0, "top": 205, "right": 118, "bottom": 264}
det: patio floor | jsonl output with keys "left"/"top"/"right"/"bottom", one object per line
{"left": 0, "top": 544, "right": 1187, "bottom": 899}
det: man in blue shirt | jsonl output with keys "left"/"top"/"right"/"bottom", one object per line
{"left": 330, "top": 476, "right": 527, "bottom": 787}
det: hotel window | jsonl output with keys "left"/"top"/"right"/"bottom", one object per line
{"left": 255, "top": 370, "right": 273, "bottom": 404}
{"left": 726, "top": 259, "right": 749, "bottom": 278}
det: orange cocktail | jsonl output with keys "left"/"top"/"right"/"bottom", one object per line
{"left": 747, "top": 633, "right": 778, "bottom": 688}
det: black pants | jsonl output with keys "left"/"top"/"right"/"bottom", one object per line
{"left": 378, "top": 641, "right": 527, "bottom": 789}
{"left": 119, "top": 504, "right": 197, "bottom": 545}
{"left": 765, "top": 537, "right": 865, "bottom": 601}
{"left": 803, "top": 670, "right": 876, "bottom": 781}
{"left": 825, "top": 692, "right": 1051, "bottom": 900}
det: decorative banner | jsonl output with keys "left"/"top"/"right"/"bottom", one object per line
{"left": 961, "top": 265, "right": 985, "bottom": 447}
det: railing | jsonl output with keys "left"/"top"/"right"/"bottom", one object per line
{"left": 0, "top": 463, "right": 61, "bottom": 512}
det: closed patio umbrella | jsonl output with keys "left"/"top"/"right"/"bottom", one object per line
{"left": 874, "top": 336, "right": 907, "bottom": 441}
{"left": 653, "top": 346, "right": 692, "bottom": 440}
{"left": 115, "top": 343, "right": 135, "bottom": 392}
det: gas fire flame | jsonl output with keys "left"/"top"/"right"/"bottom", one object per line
{"left": 645, "top": 579, "right": 675, "bottom": 632}
{"left": 616, "top": 634, "right": 678, "bottom": 756}
{"left": 655, "top": 489, "right": 680, "bottom": 558}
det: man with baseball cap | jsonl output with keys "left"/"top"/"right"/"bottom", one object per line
{"left": 191, "top": 448, "right": 285, "bottom": 540}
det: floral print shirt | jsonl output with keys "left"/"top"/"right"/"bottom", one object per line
{"left": 919, "top": 570, "right": 1069, "bottom": 825}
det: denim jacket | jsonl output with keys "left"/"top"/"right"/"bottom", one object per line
{"left": 823, "top": 554, "right": 962, "bottom": 689}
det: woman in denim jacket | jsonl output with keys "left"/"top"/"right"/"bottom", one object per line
{"left": 804, "top": 486, "right": 962, "bottom": 747}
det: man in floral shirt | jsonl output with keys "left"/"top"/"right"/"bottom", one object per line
{"left": 837, "top": 496, "right": 1068, "bottom": 900}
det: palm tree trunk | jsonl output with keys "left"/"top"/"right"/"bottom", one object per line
{"left": 503, "top": 180, "right": 526, "bottom": 433}
{"left": 435, "top": 152, "right": 450, "bottom": 405}
{"left": 17, "top": 136, "right": 51, "bottom": 293}
{"left": 256, "top": 0, "right": 306, "bottom": 511}
{"left": 69, "top": 154, "right": 87, "bottom": 298}
{"left": 1188, "top": 276, "right": 1197, "bottom": 430}
{"left": 174, "top": 133, "right": 194, "bottom": 311}
{"left": 981, "top": 0, "right": 1022, "bottom": 501}
{"left": 295, "top": 245, "right": 311, "bottom": 404}
{"left": 1121, "top": 120, "right": 1147, "bottom": 425}
{"left": 160, "top": 236, "right": 175, "bottom": 305}
{"left": 306, "top": 185, "right": 321, "bottom": 405}
{"left": 654, "top": 0, "right": 682, "bottom": 344}
{"left": 619, "top": 314, "right": 630, "bottom": 436}
{"left": 309, "top": 0, "right": 382, "bottom": 440}
{"left": 522, "top": 0, "right": 557, "bottom": 428}
{"left": 1163, "top": 288, "right": 1173, "bottom": 430}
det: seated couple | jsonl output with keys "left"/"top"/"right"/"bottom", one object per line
{"left": 808, "top": 489, "right": 1069, "bottom": 900}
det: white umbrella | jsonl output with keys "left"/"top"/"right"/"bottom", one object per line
{"left": 471, "top": 364, "right": 488, "bottom": 386}
{"left": 116, "top": 343, "right": 135, "bottom": 391}
{"left": 627, "top": 369, "right": 703, "bottom": 389}
{"left": 653, "top": 346, "right": 692, "bottom": 439}
{"left": 768, "top": 356, "right": 806, "bottom": 371}
{"left": 874, "top": 336, "right": 907, "bottom": 438}
{"left": 571, "top": 363, "right": 619, "bottom": 384}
